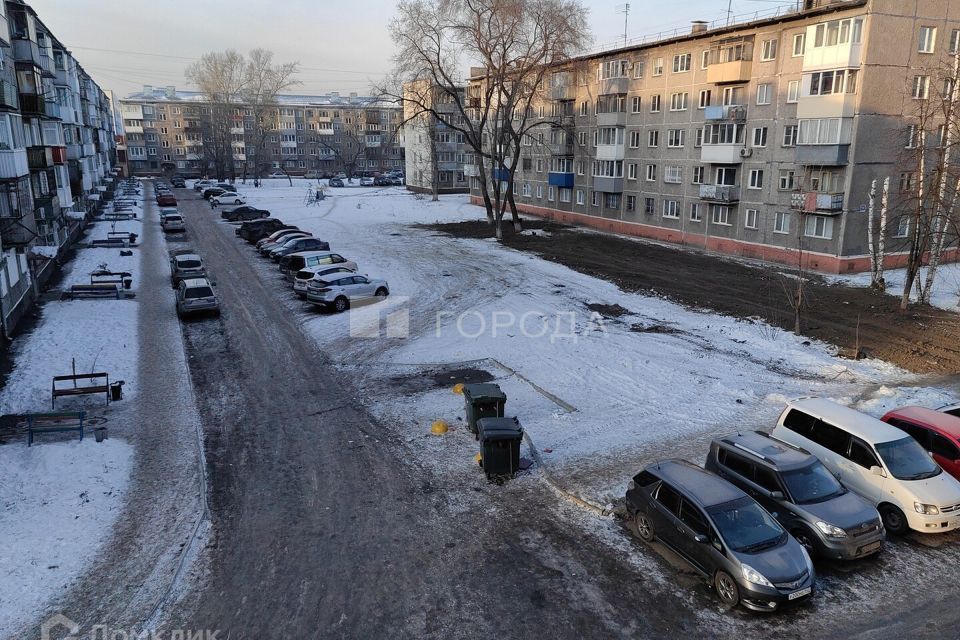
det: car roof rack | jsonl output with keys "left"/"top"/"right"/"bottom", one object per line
{"left": 755, "top": 430, "right": 811, "bottom": 456}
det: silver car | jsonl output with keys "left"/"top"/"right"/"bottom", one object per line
{"left": 305, "top": 274, "right": 389, "bottom": 312}
{"left": 292, "top": 265, "right": 357, "bottom": 298}
{"left": 169, "top": 250, "right": 205, "bottom": 287}
{"left": 161, "top": 213, "right": 186, "bottom": 233}
{"left": 176, "top": 278, "right": 220, "bottom": 317}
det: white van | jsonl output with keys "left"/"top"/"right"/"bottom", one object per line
{"left": 772, "top": 397, "right": 960, "bottom": 535}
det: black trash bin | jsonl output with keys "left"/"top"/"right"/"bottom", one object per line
{"left": 477, "top": 417, "right": 523, "bottom": 478}
{"left": 462, "top": 383, "right": 507, "bottom": 437}
{"left": 110, "top": 381, "right": 124, "bottom": 401}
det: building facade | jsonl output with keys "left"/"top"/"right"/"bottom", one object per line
{"left": 402, "top": 81, "right": 470, "bottom": 194}
{"left": 119, "top": 88, "right": 405, "bottom": 179}
{"left": 0, "top": 0, "right": 116, "bottom": 336}
{"left": 469, "top": 0, "right": 960, "bottom": 273}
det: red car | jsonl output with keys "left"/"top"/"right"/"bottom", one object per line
{"left": 881, "top": 406, "right": 960, "bottom": 481}
{"left": 156, "top": 194, "right": 177, "bottom": 207}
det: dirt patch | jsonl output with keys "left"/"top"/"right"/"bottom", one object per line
{"left": 630, "top": 323, "right": 681, "bottom": 335}
{"left": 586, "top": 303, "right": 631, "bottom": 319}
{"left": 425, "top": 220, "right": 960, "bottom": 374}
{"left": 387, "top": 366, "right": 496, "bottom": 395}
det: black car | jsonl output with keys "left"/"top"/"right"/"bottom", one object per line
{"left": 237, "top": 219, "right": 292, "bottom": 242}
{"left": 626, "top": 459, "right": 814, "bottom": 612}
{"left": 215, "top": 182, "right": 237, "bottom": 192}
{"left": 328, "top": 178, "right": 344, "bottom": 187}
{"left": 221, "top": 205, "right": 270, "bottom": 222}
{"left": 171, "top": 177, "right": 186, "bottom": 188}
{"left": 202, "top": 186, "right": 228, "bottom": 199}
{"left": 373, "top": 176, "right": 393, "bottom": 186}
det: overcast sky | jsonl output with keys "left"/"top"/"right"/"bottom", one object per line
{"left": 28, "top": 0, "right": 800, "bottom": 98}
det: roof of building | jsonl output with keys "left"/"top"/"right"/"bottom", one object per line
{"left": 647, "top": 459, "right": 746, "bottom": 508}
{"left": 122, "top": 88, "right": 399, "bottom": 108}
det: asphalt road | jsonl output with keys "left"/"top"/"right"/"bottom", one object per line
{"left": 168, "top": 191, "right": 689, "bottom": 639}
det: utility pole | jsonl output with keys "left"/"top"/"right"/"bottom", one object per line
{"left": 616, "top": 3, "right": 630, "bottom": 47}
{"left": 727, "top": 0, "right": 733, "bottom": 25}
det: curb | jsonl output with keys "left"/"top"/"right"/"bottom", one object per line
{"left": 522, "top": 430, "right": 610, "bottom": 517}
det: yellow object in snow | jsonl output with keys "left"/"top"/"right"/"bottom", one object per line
{"left": 474, "top": 452, "right": 482, "bottom": 465}
{"left": 452, "top": 383, "right": 465, "bottom": 395}
{"left": 431, "top": 419, "right": 449, "bottom": 435}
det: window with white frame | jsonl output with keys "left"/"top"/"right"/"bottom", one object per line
{"left": 536, "top": 184, "right": 543, "bottom": 198}
{"left": 783, "top": 124, "right": 798, "bottom": 147}
{"left": 650, "top": 95, "right": 661, "bottom": 112}
{"left": 807, "top": 69, "right": 858, "bottom": 95}
{"left": 698, "top": 89, "right": 711, "bottom": 109}
{"left": 701, "top": 50, "right": 710, "bottom": 69}
{"left": 644, "top": 197, "right": 655, "bottom": 214}
{"left": 667, "top": 129, "right": 685, "bottom": 147}
{"left": 692, "top": 166, "right": 705, "bottom": 184}
{"left": 579, "top": 101, "right": 588, "bottom": 116}
{"left": 536, "top": 158, "right": 544, "bottom": 172}
{"left": 761, "top": 39, "right": 778, "bottom": 61}
{"left": 633, "top": 60, "right": 645, "bottom": 78}
{"left": 744, "top": 208, "right": 758, "bottom": 229}
{"left": 793, "top": 33, "right": 806, "bottom": 56}
{"left": 749, "top": 169, "right": 764, "bottom": 189}
{"left": 711, "top": 205, "right": 730, "bottom": 225}
{"left": 648, "top": 130, "right": 659, "bottom": 147}
{"left": 626, "top": 195, "right": 636, "bottom": 211}
{"left": 952, "top": 29, "right": 960, "bottom": 55}
{"left": 757, "top": 84, "right": 772, "bottom": 105}
{"left": 906, "top": 124, "right": 921, "bottom": 148}
{"left": 797, "top": 118, "right": 841, "bottom": 144}
{"left": 913, "top": 75, "right": 930, "bottom": 99}
{"left": 653, "top": 57, "right": 663, "bottom": 76}
{"left": 779, "top": 170, "right": 795, "bottom": 190}
{"left": 629, "top": 130, "right": 641, "bottom": 147}
{"left": 592, "top": 191, "right": 600, "bottom": 206}
{"left": 670, "top": 92, "right": 689, "bottom": 111}
{"left": 600, "top": 59, "right": 629, "bottom": 79}
{"left": 547, "top": 186, "right": 555, "bottom": 201}
{"left": 673, "top": 53, "right": 691, "bottom": 73}
{"left": 578, "top": 131, "right": 587, "bottom": 145}
{"left": 895, "top": 216, "right": 910, "bottom": 237}
{"left": 605, "top": 193, "right": 621, "bottom": 209}
{"left": 664, "top": 166, "right": 683, "bottom": 184}
{"left": 899, "top": 172, "right": 915, "bottom": 192}
{"left": 753, "top": 127, "right": 768, "bottom": 147}
{"left": 690, "top": 202, "right": 702, "bottom": 222}
{"left": 576, "top": 189, "right": 584, "bottom": 205}
{"left": 695, "top": 127, "right": 704, "bottom": 147}
{"left": 628, "top": 163, "right": 637, "bottom": 180}
{"left": 805, "top": 215, "right": 834, "bottom": 239}
{"left": 812, "top": 18, "right": 863, "bottom": 47}
{"left": 918, "top": 26, "right": 937, "bottom": 53}
{"left": 522, "top": 183, "right": 531, "bottom": 197}
{"left": 631, "top": 96, "right": 641, "bottom": 113}
{"left": 716, "top": 166, "right": 737, "bottom": 186}
{"left": 577, "top": 161, "right": 585, "bottom": 175}
{"left": 592, "top": 159, "right": 624, "bottom": 177}
{"left": 646, "top": 164, "right": 657, "bottom": 181}
{"left": 787, "top": 81, "right": 800, "bottom": 103}
{"left": 774, "top": 211, "right": 791, "bottom": 234}
{"left": 559, "top": 188, "right": 572, "bottom": 203}
{"left": 662, "top": 199, "right": 681, "bottom": 218}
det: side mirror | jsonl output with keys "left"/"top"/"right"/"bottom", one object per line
{"left": 770, "top": 511, "right": 780, "bottom": 519}
{"left": 928, "top": 451, "right": 935, "bottom": 459}
{"left": 770, "top": 491, "right": 784, "bottom": 500}
{"left": 693, "top": 534, "right": 708, "bottom": 544}
{"left": 870, "top": 465, "right": 886, "bottom": 477}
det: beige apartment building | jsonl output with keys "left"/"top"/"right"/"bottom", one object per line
{"left": 402, "top": 80, "right": 471, "bottom": 193}
{"left": 469, "top": 0, "right": 960, "bottom": 273}
{"left": 119, "top": 87, "right": 404, "bottom": 178}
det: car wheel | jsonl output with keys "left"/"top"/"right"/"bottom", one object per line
{"left": 374, "top": 287, "right": 388, "bottom": 299}
{"left": 792, "top": 528, "right": 818, "bottom": 557}
{"left": 714, "top": 571, "right": 740, "bottom": 608}
{"left": 634, "top": 511, "right": 654, "bottom": 542}
{"left": 333, "top": 296, "right": 349, "bottom": 313}
{"left": 879, "top": 504, "right": 909, "bottom": 535}
{"left": 234, "top": 199, "right": 242, "bottom": 204}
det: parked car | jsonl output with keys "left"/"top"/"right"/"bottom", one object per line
{"left": 169, "top": 250, "right": 206, "bottom": 287}
{"left": 772, "top": 398, "right": 960, "bottom": 535}
{"left": 373, "top": 176, "right": 393, "bottom": 186}
{"left": 328, "top": 178, "right": 344, "bottom": 188}
{"left": 156, "top": 194, "right": 177, "bottom": 207}
{"left": 194, "top": 179, "right": 217, "bottom": 192}
{"left": 259, "top": 232, "right": 311, "bottom": 256}
{"left": 705, "top": 431, "right": 884, "bottom": 560}
{"left": 306, "top": 274, "right": 389, "bottom": 312}
{"left": 159, "top": 206, "right": 179, "bottom": 217}
{"left": 882, "top": 406, "right": 960, "bottom": 483}
{"left": 268, "top": 237, "right": 331, "bottom": 261}
{"left": 161, "top": 213, "right": 186, "bottom": 233}
{"left": 389, "top": 175, "right": 405, "bottom": 186}
{"left": 176, "top": 278, "right": 219, "bottom": 317}
{"left": 304, "top": 170, "right": 319, "bottom": 179}
{"left": 255, "top": 227, "right": 303, "bottom": 250}
{"left": 238, "top": 219, "right": 291, "bottom": 242}
{"left": 359, "top": 177, "right": 374, "bottom": 186}
{"left": 625, "top": 459, "right": 814, "bottom": 612}
{"left": 212, "top": 192, "right": 247, "bottom": 205}
{"left": 334, "top": 172, "right": 346, "bottom": 179}
{"left": 171, "top": 177, "right": 186, "bottom": 188}
{"left": 222, "top": 205, "right": 270, "bottom": 222}
{"left": 292, "top": 265, "right": 358, "bottom": 297}
{"left": 939, "top": 403, "right": 960, "bottom": 419}
{"left": 280, "top": 251, "right": 356, "bottom": 278}
{"left": 202, "top": 186, "right": 228, "bottom": 199}
{"left": 215, "top": 182, "right": 237, "bottom": 192}
{"left": 268, "top": 171, "right": 287, "bottom": 178}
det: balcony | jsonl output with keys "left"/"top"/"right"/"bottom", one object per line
{"left": 551, "top": 85, "right": 576, "bottom": 101}
{"left": 27, "top": 146, "right": 53, "bottom": 169}
{"left": 548, "top": 172, "right": 574, "bottom": 188}
{"left": 34, "top": 195, "right": 60, "bottom": 220}
{"left": 45, "top": 100, "right": 61, "bottom": 119}
{"left": 66, "top": 143, "right": 81, "bottom": 160}
{"left": 437, "top": 160, "right": 460, "bottom": 171}
{"left": 592, "top": 176, "right": 623, "bottom": 193}
{"left": 704, "top": 105, "right": 747, "bottom": 122}
{"left": 0, "top": 81, "right": 18, "bottom": 111}
{"left": 81, "top": 143, "right": 95, "bottom": 157}
{"left": 464, "top": 164, "right": 480, "bottom": 177}
{"left": 19, "top": 93, "right": 47, "bottom": 116}
{"left": 706, "top": 58, "right": 753, "bottom": 85}
{"left": 38, "top": 52, "right": 55, "bottom": 77}
{"left": 549, "top": 142, "right": 574, "bottom": 156}
{"left": 802, "top": 40, "right": 863, "bottom": 73}
{"left": 0, "top": 13, "right": 9, "bottom": 48}
{"left": 595, "top": 144, "right": 625, "bottom": 161}
{"left": 12, "top": 38, "right": 41, "bottom": 65}
{"left": 51, "top": 147, "right": 66, "bottom": 164}
{"left": 797, "top": 94, "right": 856, "bottom": 120}
{"left": 701, "top": 144, "right": 746, "bottom": 164}
{"left": 492, "top": 168, "right": 511, "bottom": 182}
{"left": 598, "top": 76, "right": 628, "bottom": 96}
{"left": 596, "top": 111, "right": 626, "bottom": 127}
{"left": 0, "top": 149, "right": 28, "bottom": 178}
{"left": 790, "top": 191, "right": 844, "bottom": 213}
{"left": 699, "top": 184, "right": 740, "bottom": 203}
{"left": 795, "top": 144, "right": 849, "bottom": 166}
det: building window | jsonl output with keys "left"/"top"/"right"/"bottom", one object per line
{"left": 536, "top": 184, "right": 543, "bottom": 198}
{"left": 745, "top": 208, "right": 758, "bottom": 229}
{"left": 548, "top": 186, "right": 555, "bottom": 201}
{"left": 951, "top": 29, "right": 960, "bottom": 55}
{"left": 592, "top": 191, "right": 600, "bottom": 206}
{"left": 626, "top": 195, "right": 636, "bottom": 211}
{"left": 600, "top": 59, "right": 629, "bottom": 79}
{"left": 650, "top": 95, "right": 661, "bottom": 112}
{"left": 716, "top": 166, "right": 737, "bottom": 186}
{"left": 698, "top": 90, "right": 711, "bottom": 109}
{"left": 579, "top": 101, "right": 588, "bottom": 116}
{"left": 662, "top": 199, "right": 680, "bottom": 218}
{"left": 628, "top": 163, "right": 637, "bottom": 180}
{"left": 797, "top": 118, "right": 841, "bottom": 145}
{"left": 692, "top": 166, "right": 705, "bottom": 184}
{"left": 578, "top": 131, "right": 587, "bottom": 146}
{"left": 576, "top": 161, "right": 585, "bottom": 175}
{"left": 605, "top": 193, "right": 620, "bottom": 209}
{"left": 779, "top": 170, "right": 795, "bottom": 190}
{"left": 808, "top": 69, "right": 859, "bottom": 95}
{"left": 701, "top": 50, "right": 710, "bottom": 70}
{"left": 670, "top": 92, "right": 688, "bottom": 111}
{"left": 664, "top": 166, "right": 682, "bottom": 184}
{"left": 648, "top": 130, "right": 659, "bottom": 147}
{"left": 710, "top": 205, "right": 730, "bottom": 226}
{"left": 633, "top": 60, "right": 645, "bottom": 78}
{"left": 576, "top": 189, "right": 584, "bottom": 205}
{"left": 760, "top": 39, "right": 778, "bottom": 61}
{"left": 918, "top": 26, "right": 937, "bottom": 53}
{"left": 793, "top": 33, "right": 806, "bottom": 56}
{"left": 646, "top": 164, "right": 657, "bottom": 182}
{"left": 644, "top": 197, "right": 655, "bottom": 214}
{"left": 913, "top": 75, "right": 930, "bottom": 99}
{"left": 756, "top": 84, "right": 772, "bottom": 105}
{"left": 787, "top": 81, "right": 800, "bottom": 103}
{"left": 631, "top": 96, "right": 641, "bottom": 113}
{"left": 667, "top": 129, "right": 685, "bottom": 148}
{"left": 774, "top": 211, "right": 791, "bottom": 234}
{"left": 813, "top": 18, "right": 863, "bottom": 48}
{"left": 805, "top": 215, "right": 834, "bottom": 239}
{"left": 783, "top": 124, "right": 798, "bottom": 147}
{"left": 752, "top": 127, "right": 768, "bottom": 147}
{"left": 536, "top": 159, "right": 544, "bottom": 172}
{"left": 522, "top": 183, "right": 531, "bottom": 197}
{"left": 653, "top": 57, "right": 663, "bottom": 76}
{"left": 690, "top": 203, "right": 702, "bottom": 222}
{"left": 749, "top": 169, "right": 764, "bottom": 189}
{"left": 629, "top": 130, "right": 641, "bottom": 148}
{"left": 895, "top": 217, "right": 910, "bottom": 237}
{"left": 899, "top": 172, "right": 915, "bottom": 192}
{"left": 559, "top": 188, "right": 572, "bottom": 203}
{"left": 672, "top": 53, "right": 691, "bottom": 73}
{"left": 694, "top": 128, "right": 703, "bottom": 147}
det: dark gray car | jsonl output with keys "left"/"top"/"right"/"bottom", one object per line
{"left": 625, "top": 459, "right": 814, "bottom": 612}
{"left": 705, "top": 431, "right": 884, "bottom": 560}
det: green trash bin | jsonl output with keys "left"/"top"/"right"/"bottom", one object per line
{"left": 477, "top": 417, "right": 523, "bottom": 478}
{"left": 462, "top": 383, "right": 506, "bottom": 437}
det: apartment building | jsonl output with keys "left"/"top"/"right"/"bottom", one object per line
{"left": 469, "top": 0, "right": 960, "bottom": 274}
{"left": 402, "top": 80, "right": 471, "bottom": 193}
{"left": 0, "top": 0, "right": 116, "bottom": 335}
{"left": 119, "top": 88, "right": 405, "bottom": 178}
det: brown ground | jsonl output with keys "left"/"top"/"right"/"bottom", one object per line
{"left": 425, "top": 219, "right": 960, "bottom": 375}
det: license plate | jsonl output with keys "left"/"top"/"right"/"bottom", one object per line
{"left": 788, "top": 587, "right": 812, "bottom": 601}
{"left": 860, "top": 541, "right": 882, "bottom": 554}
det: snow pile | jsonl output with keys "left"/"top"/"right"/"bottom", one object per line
{"left": 0, "top": 438, "right": 134, "bottom": 636}
{"left": 65, "top": 210, "right": 86, "bottom": 221}
{"left": 831, "top": 263, "right": 960, "bottom": 312}
{"left": 29, "top": 245, "right": 58, "bottom": 259}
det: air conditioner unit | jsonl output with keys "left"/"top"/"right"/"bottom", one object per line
{"left": 739, "top": 148, "right": 753, "bottom": 158}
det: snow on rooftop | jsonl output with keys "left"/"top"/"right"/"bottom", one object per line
{"left": 123, "top": 89, "right": 398, "bottom": 108}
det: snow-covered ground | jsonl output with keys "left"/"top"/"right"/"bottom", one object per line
{"left": 0, "top": 183, "right": 145, "bottom": 636}
{"left": 831, "top": 263, "right": 960, "bottom": 312}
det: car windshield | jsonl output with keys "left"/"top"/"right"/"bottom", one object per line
{"left": 166, "top": 216, "right": 183, "bottom": 222}
{"left": 708, "top": 499, "right": 785, "bottom": 553}
{"left": 876, "top": 437, "right": 942, "bottom": 480}
{"left": 184, "top": 287, "right": 214, "bottom": 299}
{"left": 781, "top": 462, "right": 845, "bottom": 505}
{"left": 178, "top": 259, "right": 202, "bottom": 269}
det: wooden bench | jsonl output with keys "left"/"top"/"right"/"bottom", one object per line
{"left": 69, "top": 283, "right": 120, "bottom": 299}
{"left": 90, "top": 271, "right": 131, "bottom": 287}
{"left": 26, "top": 411, "right": 86, "bottom": 446}
{"left": 52, "top": 373, "right": 109, "bottom": 409}
{"left": 104, "top": 213, "right": 137, "bottom": 221}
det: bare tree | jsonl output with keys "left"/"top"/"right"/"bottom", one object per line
{"left": 319, "top": 129, "right": 366, "bottom": 179}
{"left": 241, "top": 49, "right": 300, "bottom": 183}
{"left": 384, "top": 0, "right": 589, "bottom": 240}
{"left": 186, "top": 50, "right": 248, "bottom": 180}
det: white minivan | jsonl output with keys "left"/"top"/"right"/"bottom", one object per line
{"left": 772, "top": 397, "right": 960, "bottom": 535}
